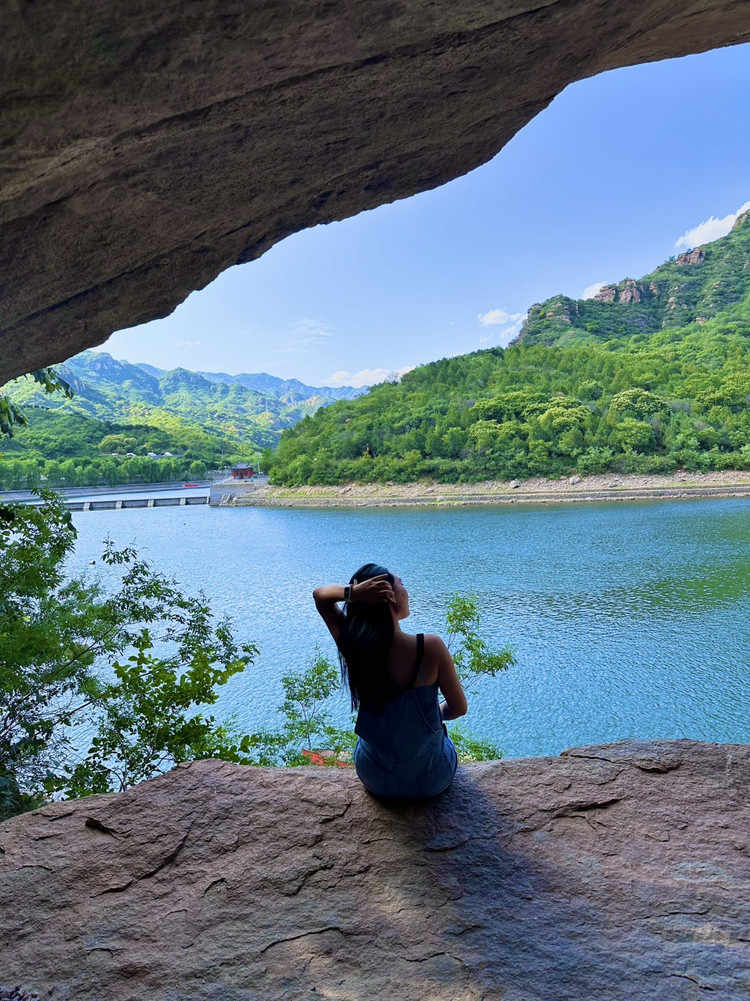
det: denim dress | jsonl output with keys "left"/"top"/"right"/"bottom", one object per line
{"left": 353, "top": 634, "right": 458, "bottom": 800}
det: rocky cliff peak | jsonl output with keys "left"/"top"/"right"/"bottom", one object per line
{"left": 516, "top": 204, "right": 750, "bottom": 347}
{"left": 677, "top": 246, "right": 706, "bottom": 266}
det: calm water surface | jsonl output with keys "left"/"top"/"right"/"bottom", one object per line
{"left": 68, "top": 499, "right": 750, "bottom": 758}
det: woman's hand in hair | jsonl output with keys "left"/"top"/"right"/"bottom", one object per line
{"left": 352, "top": 574, "right": 396, "bottom": 606}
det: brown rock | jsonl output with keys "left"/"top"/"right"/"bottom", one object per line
{"left": 2, "top": 4, "right": 750, "bottom": 382}
{"left": 677, "top": 247, "right": 707, "bottom": 266}
{"left": 618, "top": 279, "right": 642, "bottom": 304}
{"left": 1, "top": 740, "right": 748, "bottom": 1001}
{"left": 594, "top": 284, "right": 618, "bottom": 303}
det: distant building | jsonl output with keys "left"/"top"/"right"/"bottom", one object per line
{"left": 230, "top": 463, "right": 255, "bottom": 480}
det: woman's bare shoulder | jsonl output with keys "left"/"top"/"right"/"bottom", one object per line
{"left": 423, "top": 633, "right": 450, "bottom": 656}
{"left": 420, "top": 633, "right": 450, "bottom": 683}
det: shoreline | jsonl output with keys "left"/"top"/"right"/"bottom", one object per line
{"left": 221, "top": 470, "right": 750, "bottom": 509}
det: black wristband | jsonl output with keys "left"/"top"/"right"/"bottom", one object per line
{"left": 343, "top": 584, "right": 352, "bottom": 603}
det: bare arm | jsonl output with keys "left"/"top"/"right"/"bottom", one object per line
{"left": 425, "top": 633, "right": 468, "bottom": 721}
{"left": 313, "top": 575, "right": 395, "bottom": 644}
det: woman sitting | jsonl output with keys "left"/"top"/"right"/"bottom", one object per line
{"left": 313, "top": 562, "right": 467, "bottom": 799}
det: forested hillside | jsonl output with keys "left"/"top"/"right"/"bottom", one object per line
{"left": 0, "top": 352, "right": 356, "bottom": 489}
{"left": 270, "top": 212, "right": 750, "bottom": 485}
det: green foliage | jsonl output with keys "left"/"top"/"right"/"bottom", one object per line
{"left": 0, "top": 367, "right": 72, "bottom": 438}
{"left": 0, "top": 352, "right": 356, "bottom": 478}
{"left": 270, "top": 214, "right": 750, "bottom": 486}
{"left": 270, "top": 312, "right": 750, "bottom": 483}
{"left": 54, "top": 622, "right": 252, "bottom": 799}
{"left": 233, "top": 650, "right": 357, "bottom": 767}
{"left": 0, "top": 493, "right": 256, "bottom": 818}
{"left": 449, "top": 727, "right": 504, "bottom": 763}
{"left": 444, "top": 594, "right": 516, "bottom": 693}
{"left": 0, "top": 395, "right": 28, "bottom": 437}
{"left": 30, "top": 368, "right": 73, "bottom": 398}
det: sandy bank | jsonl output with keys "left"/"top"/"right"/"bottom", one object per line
{"left": 221, "top": 469, "right": 750, "bottom": 508}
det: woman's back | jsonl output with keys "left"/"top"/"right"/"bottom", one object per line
{"left": 383, "top": 630, "right": 438, "bottom": 695}
{"left": 354, "top": 633, "right": 456, "bottom": 799}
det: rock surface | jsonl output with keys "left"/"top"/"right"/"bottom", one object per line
{"left": 3, "top": 3, "right": 750, "bottom": 382}
{"left": 1, "top": 739, "right": 748, "bottom": 1000}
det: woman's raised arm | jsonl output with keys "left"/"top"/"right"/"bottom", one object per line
{"left": 313, "top": 574, "right": 395, "bottom": 642}
{"left": 312, "top": 585, "right": 347, "bottom": 642}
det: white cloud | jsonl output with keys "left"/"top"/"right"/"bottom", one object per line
{"left": 580, "top": 281, "right": 609, "bottom": 300}
{"left": 276, "top": 317, "right": 333, "bottom": 355}
{"left": 325, "top": 365, "right": 415, "bottom": 389}
{"left": 174, "top": 340, "right": 201, "bottom": 348}
{"left": 674, "top": 200, "right": 750, "bottom": 250}
{"left": 477, "top": 307, "right": 525, "bottom": 347}
{"left": 477, "top": 307, "right": 523, "bottom": 327}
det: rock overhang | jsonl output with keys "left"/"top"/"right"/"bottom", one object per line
{"left": 2, "top": 2, "right": 750, "bottom": 383}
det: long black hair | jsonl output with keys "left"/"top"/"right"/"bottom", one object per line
{"left": 337, "top": 562, "right": 395, "bottom": 712}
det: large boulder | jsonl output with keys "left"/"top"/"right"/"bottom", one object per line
{"left": 1, "top": 739, "right": 748, "bottom": 1000}
{"left": 2, "top": 2, "right": 750, "bottom": 383}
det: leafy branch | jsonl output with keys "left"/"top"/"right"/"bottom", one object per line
{"left": 0, "top": 492, "right": 256, "bottom": 817}
{"left": 444, "top": 593, "right": 516, "bottom": 693}
{"left": 0, "top": 367, "right": 72, "bottom": 437}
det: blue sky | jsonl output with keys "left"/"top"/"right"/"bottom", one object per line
{"left": 103, "top": 42, "right": 750, "bottom": 388}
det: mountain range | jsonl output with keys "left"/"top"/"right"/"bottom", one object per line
{"left": 1, "top": 352, "right": 362, "bottom": 462}
{"left": 3, "top": 210, "right": 749, "bottom": 487}
{"left": 131, "top": 362, "right": 361, "bottom": 403}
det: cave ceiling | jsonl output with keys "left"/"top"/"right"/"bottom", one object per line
{"left": 2, "top": 1, "right": 750, "bottom": 384}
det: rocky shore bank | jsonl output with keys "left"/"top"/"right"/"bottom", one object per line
{"left": 1, "top": 740, "right": 748, "bottom": 1000}
{"left": 222, "top": 470, "right": 750, "bottom": 508}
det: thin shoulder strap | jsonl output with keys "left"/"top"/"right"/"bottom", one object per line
{"left": 411, "top": 633, "right": 425, "bottom": 688}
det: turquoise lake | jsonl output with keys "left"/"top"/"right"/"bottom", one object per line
{"left": 68, "top": 498, "right": 750, "bottom": 759}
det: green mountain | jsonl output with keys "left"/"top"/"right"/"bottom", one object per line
{"left": 270, "top": 211, "right": 750, "bottom": 485}
{"left": 518, "top": 208, "right": 750, "bottom": 346}
{"left": 0, "top": 352, "right": 360, "bottom": 489}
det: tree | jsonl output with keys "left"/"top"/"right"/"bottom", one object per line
{"left": 234, "top": 650, "right": 356, "bottom": 766}
{"left": 188, "top": 460, "right": 208, "bottom": 479}
{"left": 0, "top": 493, "right": 257, "bottom": 819}
{"left": 609, "top": 417, "right": 656, "bottom": 453}
{"left": 444, "top": 594, "right": 516, "bottom": 692}
{"left": 98, "top": 433, "right": 138, "bottom": 454}
{"left": 0, "top": 368, "right": 72, "bottom": 437}
{"left": 608, "top": 388, "right": 670, "bottom": 422}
